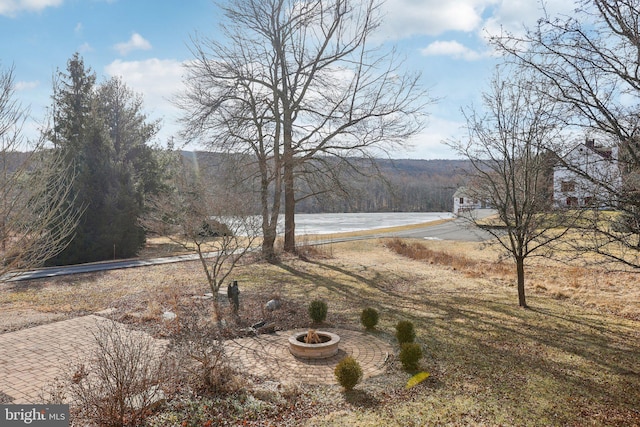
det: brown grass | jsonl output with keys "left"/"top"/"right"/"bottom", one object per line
{"left": 385, "top": 238, "right": 480, "bottom": 270}
{"left": 1, "top": 239, "right": 639, "bottom": 426}
{"left": 385, "top": 237, "right": 640, "bottom": 321}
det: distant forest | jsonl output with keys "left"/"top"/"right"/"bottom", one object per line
{"left": 184, "top": 152, "right": 471, "bottom": 213}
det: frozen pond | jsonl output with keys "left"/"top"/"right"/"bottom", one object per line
{"left": 280, "top": 212, "right": 454, "bottom": 235}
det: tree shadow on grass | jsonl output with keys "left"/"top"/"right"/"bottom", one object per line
{"left": 274, "top": 261, "right": 386, "bottom": 310}
{"left": 343, "top": 388, "right": 381, "bottom": 408}
{"left": 276, "top": 251, "right": 640, "bottom": 424}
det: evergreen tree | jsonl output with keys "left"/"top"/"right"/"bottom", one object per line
{"left": 46, "top": 54, "right": 160, "bottom": 265}
{"left": 95, "top": 77, "right": 161, "bottom": 195}
{"left": 94, "top": 77, "right": 161, "bottom": 259}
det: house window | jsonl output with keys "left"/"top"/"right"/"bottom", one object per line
{"left": 561, "top": 181, "right": 575, "bottom": 192}
{"left": 459, "top": 197, "right": 464, "bottom": 204}
{"left": 566, "top": 197, "right": 578, "bottom": 206}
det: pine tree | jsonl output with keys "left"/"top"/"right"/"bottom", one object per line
{"left": 46, "top": 54, "right": 160, "bottom": 265}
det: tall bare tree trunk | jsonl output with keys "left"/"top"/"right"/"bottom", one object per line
{"left": 283, "top": 166, "right": 295, "bottom": 253}
{"left": 260, "top": 155, "right": 279, "bottom": 262}
{"left": 516, "top": 256, "right": 527, "bottom": 308}
{"left": 283, "top": 112, "right": 296, "bottom": 253}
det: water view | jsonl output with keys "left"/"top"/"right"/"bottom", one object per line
{"left": 281, "top": 212, "right": 454, "bottom": 235}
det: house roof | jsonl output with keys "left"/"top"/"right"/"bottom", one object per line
{"left": 453, "top": 187, "right": 472, "bottom": 198}
{"left": 563, "top": 140, "right": 614, "bottom": 162}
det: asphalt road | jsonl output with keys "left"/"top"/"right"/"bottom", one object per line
{"left": 387, "top": 218, "right": 492, "bottom": 241}
{"left": 4, "top": 210, "right": 496, "bottom": 282}
{"left": 2, "top": 252, "right": 205, "bottom": 283}
{"left": 387, "top": 213, "right": 496, "bottom": 242}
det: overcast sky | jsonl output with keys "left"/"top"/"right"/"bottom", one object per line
{"left": 0, "top": 0, "right": 575, "bottom": 159}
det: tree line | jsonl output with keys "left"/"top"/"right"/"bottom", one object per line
{"left": 187, "top": 152, "right": 469, "bottom": 214}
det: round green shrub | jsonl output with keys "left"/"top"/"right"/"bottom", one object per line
{"left": 334, "top": 356, "right": 363, "bottom": 391}
{"left": 399, "top": 342, "right": 422, "bottom": 371}
{"left": 308, "top": 300, "right": 328, "bottom": 323}
{"left": 360, "top": 307, "right": 379, "bottom": 330}
{"left": 395, "top": 320, "right": 415, "bottom": 344}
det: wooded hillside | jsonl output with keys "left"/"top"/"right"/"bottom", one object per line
{"left": 183, "top": 152, "right": 470, "bottom": 213}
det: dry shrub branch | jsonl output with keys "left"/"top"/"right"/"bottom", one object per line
{"left": 69, "top": 319, "right": 171, "bottom": 427}
{"left": 170, "top": 313, "right": 242, "bottom": 395}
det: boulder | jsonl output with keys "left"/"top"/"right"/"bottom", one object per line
{"left": 265, "top": 299, "right": 282, "bottom": 311}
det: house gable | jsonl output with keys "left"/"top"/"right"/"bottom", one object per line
{"left": 453, "top": 187, "right": 483, "bottom": 215}
{"left": 553, "top": 139, "right": 621, "bottom": 208}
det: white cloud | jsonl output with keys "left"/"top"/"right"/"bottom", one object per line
{"left": 14, "top": 80, "right": 39, "bottom": 91}
{"left": 104, "top": 58, "right": 184, "bottom": 100}
{"left": 74, "top": 22, "right": 83, "bottom": 34}
{"left": 421, "top": 40, "right": 484, "bottom": 61}
{"left": 113, "top": 33, "right": 152, "bottom": 56}
{"left": 104, "top": 58, "right": 186, "bottom": 142}
{"left": 377, "top": 0, "right": 577, "bottom": 42}
{"left": 0, "top": 0, "right": 63, "bottom": 16}
{"left": 78, "top": 42, "right": 93, "bottom": 53}
{"left": 396, "top": 116, "right": 466, "bottom": 160}
{"left": 483, "top": 0, "right": 578, "bottom": 39}
{"left": 379, "top": 0, "right": 493, "bottom": 39}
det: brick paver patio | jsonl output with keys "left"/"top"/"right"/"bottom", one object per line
{"left": 225, "top": 328, "right": 393, "bottom": 385}
{"left": 0, "top": 316, "right": 393, "bottom": 404}
{"left": 0, "top": 315, "right": 127, "bottom": 404}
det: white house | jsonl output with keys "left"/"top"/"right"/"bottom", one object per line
{"left": 553, "top": 139, "right": 621, "bottom": 208}
{"left": 453, "top": 187, "right": 483, "bottom": 215}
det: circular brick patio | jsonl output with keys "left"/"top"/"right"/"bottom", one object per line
{"left": 224, "top": 328, "right": 393, "bottom": 385}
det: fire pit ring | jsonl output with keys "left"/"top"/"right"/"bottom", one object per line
{"left": 288, "top": 330, "right": 340, "bottom": 359}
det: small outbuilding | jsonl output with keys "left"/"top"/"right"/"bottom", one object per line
{"left": 453, "top": 187, "right": 483, "bottom": 215}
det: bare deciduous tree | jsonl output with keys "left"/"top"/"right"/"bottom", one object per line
{"left": 491, "top": 0, "right": 640, "bottom": 268}
{"left": 0, "top": 64, "right": 80, "bottom": 279}
{"left": 178, "top": 0, "right": 429, "bottom": 260}
{"left": 141, "top": 159, "right": 260, "bottom": 321}
{"left": 448, "top": 69, "right": 574, "bottom": 308}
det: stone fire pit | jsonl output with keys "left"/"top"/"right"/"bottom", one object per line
{"left": 288, "top": 330, "right": 340, "bottom": 359}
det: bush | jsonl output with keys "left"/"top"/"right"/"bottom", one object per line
{"left": 399, "top": 342, "right": 422, "bottom": 371}
{"left": 68, "top": 320, "right": 170, "bottom": 427}
{"left": 395, "top": 320, "right": 415, "bottom": 344}
{"left": 360, "top": 307, "right": 379, "bottom": 330}
{"left": 334, "top": 356, "right": 363, "bottom": 391}
{"left": 308, "top": 300, "right": 328, "bottom": 323}
{"left": 198, "top": 219, "right": 232, "bottom": 237}
{"left": 171, "top": 313, "right": 241, "bottom": 395}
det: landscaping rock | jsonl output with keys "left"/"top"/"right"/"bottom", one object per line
{"left": 161, "top": 311, "right": 177, "bottom": 321}
{"left": 265, "top": 299, "right": 281, "bottom": 311}
{"left": 126, "top": 385, "right": 166, "bottom": 411}
{"left": 257, "top": 322, "right": 276, "bottom": 334}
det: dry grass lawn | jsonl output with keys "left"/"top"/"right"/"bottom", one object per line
{"left": 0, "top": 237, "right": 639, "bottom": 426}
